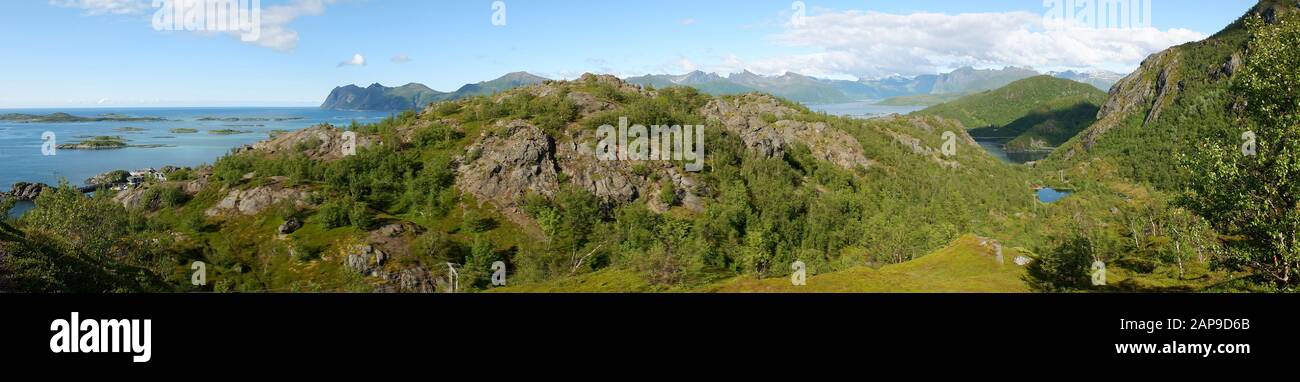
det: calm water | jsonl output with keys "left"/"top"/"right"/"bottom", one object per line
{"left": 0, "top": 107, "right": 393, "bottom": 196}
{"left": 973, "top": 138, "right": 1053, "bottom": 164}
{"left": 805, "top": 101, "right": 1054, "bottom": 163}
{"left": 1036, "top": 188, "right": 1071, "bottom": 203}
{"left": 806, "top": 100, "right": 925, "bottom": 119}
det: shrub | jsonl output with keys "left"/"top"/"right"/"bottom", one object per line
{"left": 1026, "top": 237, "right": 1096, "bottom": 292}
{"left": 318, "top": 199, "right": 352, "bottom": 229}
{"left": 461, "top": 209, "right": 496, "bottom": 233}
{"left": 348, "top": 201, "right": 372, "bottom": 230}
{"left": 657, "top": 181, "right": 677, "bottom": 207}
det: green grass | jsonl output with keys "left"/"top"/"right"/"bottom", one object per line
{"left": 699, "top": 235, "right": 1030, "bottom": 292}
{"left": 486, "top": 268, "right": 654, "bottom": 293}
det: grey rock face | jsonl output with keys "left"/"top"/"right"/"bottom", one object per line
{"left": 204, "top": 177, "right": 313, "bottom": 217}
{"left": 456, "top": 120, "right": 561, "bottom": 213}
{"left": 698, "top": 93, "right": 876, "bottom": 171}
{"left": 344, "top": 244, "right": 388, "bottom": 277}
{"left": 251, "top": 125, "right": 377, "bottom": 162}
{"left": 5, "top": 182, "right": 47, "bottom": 201}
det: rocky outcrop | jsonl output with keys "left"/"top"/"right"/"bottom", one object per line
{"left": 4, "top": 182, "right": 47, "bottom": 201}
{"left": 85, "top": 171, "right": 129, "bottom": 188}
{"left": 344, "top": 244, "right": 389, "bottom": 277}
{"left": 1068, "top": 49, "right": 1182, "bottom": 156}
{"left": 204, "top": 177, "right": 313, "bottom": 217}
{"left": 112, "top": 187, "right": 150, "bottom": 210}
{"left": 698, "top": 93, "right": 876, "bottom": 171}
{"left": 456, "top": 120, "right": 561, "bottom": 213}
{"left": 553, "top": 131, "right": 708, "bottom": 213}
{"left": 874, "top": 116, "right": 973, "bottom": 169}
{"left": 340, "top": 242, "right": 438, "bottom": 293}
{"left": 250, "top": 125, "right": 378, "bottom": 161}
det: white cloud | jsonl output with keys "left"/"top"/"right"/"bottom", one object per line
{"left": 338, "top": 53, "right": 366, "bottom": 67}
{"left": 51, "top": 0, "right": 334, "bottom": 51}
{"left": 678, "top": 18, "right": 698, "bottom": 26}
{"left": 250, "top": 0, "right": 335, "bottom": 51}
{"left": 738, "top": 10, "right": 1205, "bottom": 78}
{"left": 50, "top": 0, "right": 149, "bottom": 15}
{"left": 677, "top": 58, "right": 697, "bottom": 72}
{"left": 391, "top": 54, "right": 411, "bottom": 63}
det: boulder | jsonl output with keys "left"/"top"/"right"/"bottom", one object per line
{"left": 344, "top": 244, "right": 388, "bottom": 277}
{"left": 278, "top": 217, "right": 302, "bottom": 235}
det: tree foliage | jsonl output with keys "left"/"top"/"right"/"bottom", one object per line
{"left": 1181, "top": 13, "right": 1300, "bottom": 286}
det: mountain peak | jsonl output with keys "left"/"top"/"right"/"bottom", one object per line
{"left": 323, "top": 71, "right": 548, "bottom": 111}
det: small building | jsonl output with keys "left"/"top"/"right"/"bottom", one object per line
{"left": 127, "top": 168, "right": 167, "bottom": 184}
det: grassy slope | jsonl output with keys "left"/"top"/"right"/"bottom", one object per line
{"left": 914, "top": 76, "right": 1107, "bottom": 130}
{"left": 492, "top": 235, "right": 1030, "bottom": 293}
{"left": 701, "top": 235, "right": 1029, "bottom": 293}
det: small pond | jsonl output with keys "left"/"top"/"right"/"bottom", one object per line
{"left": 1036, "top": 188, "right": 1072, "bottom": 203}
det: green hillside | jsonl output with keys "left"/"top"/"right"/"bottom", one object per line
{"left": 8, "top": 3, "right": 1295, "bottom": 293}
{"left": 1043, "top": 0, "right": 1299, "bottom": 189}
{"left": 912, "top": 76, "right": 1108, "bottom": 156}
{"left": 3, "top": 74, "right": 1052, "bottom": 293}
{"left": 914, "top": 76, "right": 1107, "bottom": 130}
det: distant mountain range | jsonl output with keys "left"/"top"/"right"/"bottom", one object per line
{"left": 1046, "top": 70, "right": 1127, "bottom": 92}
{"left": 323, "top": 67, "right": 1124, "bottom": 111}
{"left": 627, "top": 67, "right": 1122, "bottom": 105}
{"left": 321, "top": 71, "right": 548, "bottom": 111}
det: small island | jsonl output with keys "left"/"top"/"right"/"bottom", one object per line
{"left": 0, "top": 112, "right": 167, "bottom": 123}
{"left": 57, "top": 136, "right": 169, "bottom": 150}
{"left": 198, "top": 116, "right": 304, "bottom": 122}
{"left": 208, "top": 129, "right": 253, "bottom": 135}
{"left": 113, "top": 127, "right": 149, "bottom": 132}
{"left": 57, "top": 136, "right": 129, "bottom": 150}
{"left": 169, "top": 128, "right": 200, "bottom": 134}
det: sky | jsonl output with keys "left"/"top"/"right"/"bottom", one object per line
{"left": 0, "top": 0, "right": 1261, "bottom": 108}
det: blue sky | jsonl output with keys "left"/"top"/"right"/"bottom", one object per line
{"left": 0, "top": 0, "right": 1259, "bottom": 108}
